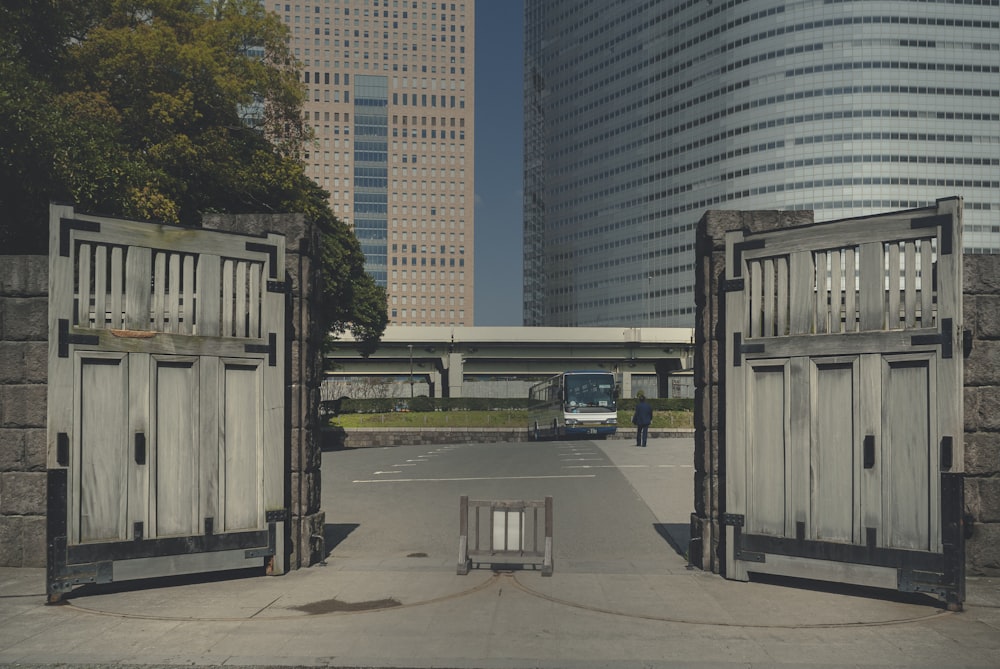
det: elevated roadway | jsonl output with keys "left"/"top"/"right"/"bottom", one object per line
{"left": 325, "top": 325, "right": 695, "bottom": 399}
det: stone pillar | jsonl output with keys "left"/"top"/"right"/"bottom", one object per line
{"left": 620, "top": 371, "right": 633, "bottom": 399}
{"left": 203, "top": 214, "right": 325, "bottom": 570}
{"left": 690, "top": 210, "right": 813, "bottom": 574}
{"left": 964, "top": 254, "right": 1000, "bottom": 575}
{"left": 0, "top": 256, "right": 49, "bottom": 567}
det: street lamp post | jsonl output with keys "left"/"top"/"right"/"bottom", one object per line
{"left": 408, "top": 344, "right": 414, "bottom": 398}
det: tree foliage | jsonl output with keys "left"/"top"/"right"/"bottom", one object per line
{"left": 0, "top": 0, "right": 385, "bottom": 349}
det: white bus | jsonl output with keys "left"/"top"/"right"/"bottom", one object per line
{"left": 528, "top": 370, "right": 618, "bottom": 440}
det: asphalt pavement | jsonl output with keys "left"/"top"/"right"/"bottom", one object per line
{"left": 1, "top": 437, "right": 999, "bottom": 668}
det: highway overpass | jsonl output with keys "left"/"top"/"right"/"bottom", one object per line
{"left": 324, "top": 325, "right": 695, "bottom": 400}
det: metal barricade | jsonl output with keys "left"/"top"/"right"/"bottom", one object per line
{"left": 457, "top": 496, "right": 553, "bottom": 576}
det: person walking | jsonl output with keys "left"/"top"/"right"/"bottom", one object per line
{"left": 631, "top": 392, "right": 653, "bottom": 447}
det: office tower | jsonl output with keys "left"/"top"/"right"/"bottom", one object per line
{"left": 272, "top": 0, "right": 474, "bottom": 326}
{"left": 524, "top": 0, "right": 999, "bottom": 327}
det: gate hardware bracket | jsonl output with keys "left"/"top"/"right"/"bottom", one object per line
{"left": 723, "top": 514, "right": 765, "bottom": 563}
{"left": 266, "top": 280, "right": 288, "bottom": 293}
{"left": 723, "top": 514, "right": 745, "bottom": 527}
{"left": 244, "top": 332, "right": 277, "bottom": 366}
{"left": 245, "top": 242, "right": 280, "bottom": 278}
{"left": 59, "top": 218, "right": 101, "bottom": 257}
{"left": 732, "top": 333, "right": 766, "bottom": 367}
{"left": 58, "top": 319, "right": 99, "bottom": 357}
{"left": 910, "top": 214, "right": 953, "bottom": 255}
{"left": 722, "top": 278, "right": 744, "bottom": 292}
{"left": 963, "top": 329, "right": 973, "bottom": 358}
{"left": 731, "top": 238, "right": 766, "bottom": 276}
{"left": 910, "top": 318, "right": 953, "bottom": 358}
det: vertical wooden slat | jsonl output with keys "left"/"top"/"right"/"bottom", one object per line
{"left": 904, "top": 241, "right": 917, "bottom": 329}
{"left": 222, "top": 259, "right": 234, "bottom": 337}
{"left": 788, "top": 251, "right": 813, "bottom": 335}
{"left": 776, "top": 256, "right": 789, "bottom": 336}
{"left": 77, "top": 243, "right": 92, "bottom": 327}
{"left": 859, "top": 242, "right": 883, "bottom": 331}
{"left": 830, "top": 249, "right": 842, "bottom": 333}
{"left": 125, "top": 246, "right": 151, "bottom": 330}
{"left": 763, "top": 258, "right": 775, "bottom": 337}
{"left": 844, "top": 248, "right": 857, "bottom": 333}
{"left": 248, "top": 262, "right": 261, "bottom": 339}
{"left": 197, "top": 255, "right": 221, "bottom": 337}
{"left": 152, "top": 358, "right": 200, "bottom": 537}
{"left": 153, "top": 252, "right": 166, "bottom": 331}
{"left": 167, "top": 253, "right": 181, "bottom": 334}
{"left": 919, "top": 240, "right": 934, "bottom": 328}
{"left": 110, "top": 246, "right": 124, "bottom": 329}
{"left": 94, "top": 245, "right": 108, "bottom": 329}
{"left": 750, "top": 261, "right": 762, "bottom": 338}
{"left": 235, "top": 261, "right": 248, "bottom": 338}
{"left": 887, "top": 242, "right": 900, "bottom": 330}
{"left": 815, "top": 251, "right": 828, "bottom": 334}
{"left": 181, "top": 255, "right": 195, "bottom": 335}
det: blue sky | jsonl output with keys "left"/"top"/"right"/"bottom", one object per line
{"left": 473, "top": 0, "right": 524, "bottom": 326}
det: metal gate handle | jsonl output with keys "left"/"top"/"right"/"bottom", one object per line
{"left": 134, "top": 433, "right": 146, "bottom": 465}
{"left": 863, "top": 435, "right": 875, "bottom": 469}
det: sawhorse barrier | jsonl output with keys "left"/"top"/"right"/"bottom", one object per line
{"left": 457, "top": 496, "right": 553, "bottom": 576}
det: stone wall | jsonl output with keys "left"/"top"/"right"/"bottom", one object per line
{"left": 964, "top": 254, "right": 1000, "bottom": 575}
{"left": 0, "top": 255, "right": 49, "bottom": 567}
{"left": 204, "top": 213, "right": 326, "bottom": 570}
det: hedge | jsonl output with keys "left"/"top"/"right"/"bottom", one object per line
{"left": 321, "top": 396, "right": 693, "bottom": 415}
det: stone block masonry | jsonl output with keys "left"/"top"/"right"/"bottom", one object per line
{"left": 0, "top": 255, "right": 48, "bottom": 567}
{"left": 964, "top": 254, "right": 1000, "bottom": 575}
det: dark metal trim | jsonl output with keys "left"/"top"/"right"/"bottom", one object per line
{"left": 911, "top": 318, "right": 953, "bottom": 358}
{"left": 65, "top": 530, "right": 269, "bottom": 564}
{"left": 266, "top": 279, "right": 288, "bottom": 293}
{"left": 58, "top": 319, "right": 100, "bottom": 357}
{"left": 732, "top": 238, "right": 766, "bottom": 277}
{"left": 941, "top": 436, "right": 953, "bottom": 471}
{"left": 56, "top": 433, "right": 70, "bottom": 467}
{"left": 863, "top": 435, "right": 876, "bottom": 469}
{"left": 244, "top": 332, "right": 277, "bottom": 366}
{"left": 739, "top": 532, "right": 945, "bottom": 572}
{"left": 245, "top": 242, "right": 279, "bottom": 278}
{"left": 59, "top": 218, "right": 101, "bottom": 257}
{"left": 724, "top": 514, "right": 765, "bottom": 563}
{"left": 133, "top": 522, "right": 144, "bottom": 542}
{"left": 910, "top": 213, "right": 953, "bottom": 255}
{"left": 722, "top": 278, "right": 745, "bottom": 292}
{"left": 265, "top": 509, "right": 288, "bottom": 523}
{"left": 134, "top": 433, "right": 146, "bottom": 465}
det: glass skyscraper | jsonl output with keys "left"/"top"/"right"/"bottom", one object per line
{"left": 524, "top": 0, "right": 999, "bottom": 327}
{"left": 272, "top": 0, "right": 475, "bottom": 327}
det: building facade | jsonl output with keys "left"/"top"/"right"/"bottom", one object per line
{"left": 524, "top": 0, "right": 1000, "bottom": 327}
{"left": 271, "top": 0, "right": 475, "bottom": 326}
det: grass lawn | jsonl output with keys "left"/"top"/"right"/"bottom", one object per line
{"left": 330, "top": 410, "right": 693, "bottom": 430}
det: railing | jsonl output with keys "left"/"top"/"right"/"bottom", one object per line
{"left": 457, "top": 495, "right": 553, "bottom": 576}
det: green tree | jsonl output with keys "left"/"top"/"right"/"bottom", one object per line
{"left": 0, "top": 0, "right": 385, "bottom": 349}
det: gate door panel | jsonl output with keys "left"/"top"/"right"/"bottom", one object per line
{"left": 723, "top": 198, "right": 964, "bottom": 606}
{"left": 47, "top": 204, "right": 287, "bottom": 600}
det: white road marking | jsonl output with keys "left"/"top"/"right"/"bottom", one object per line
{"left": 353, "top": 474, "right": 597, "bottom": 483}
{"left": 393, "top": 463, "right": 417, "bottom": 467}
{"left": 563, "top": 464, "right": 694, "bottom": 469}
{"left": 372, "top": 470, "right": 402, "bottom": 475}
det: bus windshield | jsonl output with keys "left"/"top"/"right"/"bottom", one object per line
{"left": 564, "top": 374, "right": 616, "bottom": 411}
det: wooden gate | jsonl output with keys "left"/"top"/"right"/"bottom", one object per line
{"left": 723, "top": 198, "right": 964, "bottom": 607}
{"left": 46, "top": 204, "right": 287, "bottom": 600}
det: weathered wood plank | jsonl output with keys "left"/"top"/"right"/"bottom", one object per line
{"left": 747, "top": 361, "right": 787, "bottom": 537}
{"left": 77, "top": 354, "right": 128, "bottom": 543}
{"left": 810, "top": 358, "right": 858, "bottom": 542}
{"left": 222, "top": 361, "right": 261, "bottom": 531}
{"left": 815, "top": 251, "right": 828, "bottom": 334}
{"left": 110, "top": 246, "right": 124, "bottom": 330}
{"left": 830, "top": 249, "right": 842, "bottom": 333}
{"left": 763, "top": 258, "right": 775, "bottom": 337}
{"left": 859, "top": 242, "right": 883, "bottom": 331}
{"left": 248, "top": 262, "right": 261, "bottom": 340}
{"left": 153, "top": 252, "right": 166, "bottom": 331}
{"left": 887, "top": 243, "right": 900, "bottom": 330}
{"left": 94, "top": 245, "right": 107, "bottom": 329}
{"left": 750, "top": 261, "right": 762, "bottom": 338}
{"left": 919, "top": 240, "right": 933, "bottom": 328}
{"left": 776, "top": 256, "right": 789, "bottom": 336}
{"left": 222, "top": 259, "right": 234, "bottom": 337}
{"left": 904, "top": 241, "right": 917, "bottom": 329}
{"left": 181, "top": 255, "right": 195, "bottom": 335}
{"left": 197, "top": 254, "right": 221, "bottom": 337}
{"left": 788, "top": 251, "right": 813, "bottom": 335}
{"left": 167, "top": 253, "right": 181, "bottom": 334}
{"left": 77, "top": 243, "right": 92, "bottom": 327}
{"left": 844, "top": 248, "right": 857, "bottom": 333}
{"left": 236, "top": 261, "right": 248, "bottom": 338}
{"left": 125, "top": 246, "right": 151, "bottom": 330}
{"left": 152, "top": 357, "right": 200, "bottom": 537}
